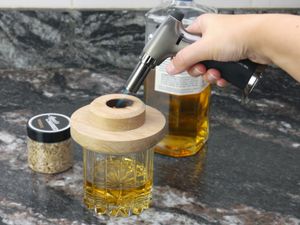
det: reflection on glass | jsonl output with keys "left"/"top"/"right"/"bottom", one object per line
{"left": 83, "top": 148, "right": 154, "bottom": 217}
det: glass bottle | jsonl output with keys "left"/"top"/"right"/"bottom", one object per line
{"left": 144, "top": 0, "right": 217, "bottom": 157}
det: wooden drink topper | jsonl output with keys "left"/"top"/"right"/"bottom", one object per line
{"left": 70, "top": 94, "right": 166, "bottom": 154}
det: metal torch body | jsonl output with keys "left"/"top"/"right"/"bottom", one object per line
{"left": 125, "top": 12, "right": 262, "bottom": 95}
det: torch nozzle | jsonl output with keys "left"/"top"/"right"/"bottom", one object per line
{"left": 124, "top": 54, "right": 156, "bottom": 94}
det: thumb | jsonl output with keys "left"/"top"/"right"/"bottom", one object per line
{"left": 185, "top": 15, "right": 205, "bottom": 35}
{"left": 186, "top": 13, "right": 213, "bottom": 34}
{"left": 167, "top": 38, "right": 211, "bottom": 75}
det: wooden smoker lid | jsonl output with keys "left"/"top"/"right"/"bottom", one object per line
{"left": 70, "top": 94, "right": 166, "bottom": 154}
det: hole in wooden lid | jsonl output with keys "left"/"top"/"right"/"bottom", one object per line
{"left": 106, "top": 99, "right": 133, "bottom": 108}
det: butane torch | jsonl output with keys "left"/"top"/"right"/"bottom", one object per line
{"left": 125, "top": 12, "right": 263, "bottom": 96}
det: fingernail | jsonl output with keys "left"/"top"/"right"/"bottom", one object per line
{"left": 166, "top": 63, "right": 176, "bottom": 75}
{"left": 207, "top": 73, "right": 217, "bottom": 83}
{"left": 217, "top": 80, "right": 226, "bottom": 87}
{"left": 197, "top": 66, "right": 206, "bottom": 74}
{"left": 190, "top": 67, "right": 204, "bottom": 76}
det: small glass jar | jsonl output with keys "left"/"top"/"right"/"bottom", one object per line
{"left": 71, "top": 94, "right": 165, "bottom": 217}
{"left": 27, "top": 113, "right": 73, "bottom": 174}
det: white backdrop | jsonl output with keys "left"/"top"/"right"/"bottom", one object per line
{"left": 0, "top": 0, "right": 299, "bottom": 9}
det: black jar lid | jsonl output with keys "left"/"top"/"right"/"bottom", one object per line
{"left": 27, "top": 113, "right": 70, "bottom": 143}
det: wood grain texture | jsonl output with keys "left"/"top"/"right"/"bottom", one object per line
{"left": 89, "top": 94, "right": 145, "bottom": 131}
{"left": 70, "top": 94, "right": 166, "bottom": 154}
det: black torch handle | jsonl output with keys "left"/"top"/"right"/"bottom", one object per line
{"left": 201, "top": 59, "right": 258, "bottom": 90}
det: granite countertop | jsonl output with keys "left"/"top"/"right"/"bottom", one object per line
{"left": 0, "top": 10, "right": 299, "bottom": 225}
{"left": 0, "top": 66, "right": 299, "bottom": 225}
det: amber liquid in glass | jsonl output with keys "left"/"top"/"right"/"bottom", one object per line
{"left": 145, "top": 70, "right": 211, "bottom": 157}
{"left": 83, "top": 152, "right": 153, "bottom": 217}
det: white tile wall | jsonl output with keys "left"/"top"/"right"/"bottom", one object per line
{"left": 72, "top": 0, "right": 162, "bottom": 9}
{"left": 261, "top": 0, "right": 300, "bottom": 8}
{"left": 205, "top": 0, "right": 300, "bottom": 8}
{"left": 0, "top": 0, "right": 71, "bottom": 8}
{"left": 0, "top": 0, "right": 299, "bottom": 9}
{"left": 200, "top": 0, "right": 253, "bottom": 8}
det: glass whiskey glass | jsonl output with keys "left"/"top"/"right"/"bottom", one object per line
{"left": 83, "top": 148, "right": 154, "bottom": 217}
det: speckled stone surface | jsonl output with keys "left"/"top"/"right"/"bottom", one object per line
{"left": 0, "top": 66, "right": 299, "bottom": 224}
{"left": 0, "top": 9, "right": 299, "bottom": 71}
{"left": 0, "top": 10, "right": 299, "bottom": 225}
{"left": 0, "top": 10, "right": 145, "bottom": 70}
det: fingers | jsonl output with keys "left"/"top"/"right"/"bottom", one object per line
{"left": 203, "top": 68, "right": 228, "bottom": 87}
{"left": 185, "top": 14, "right": 209, "bottom": 34}
{"left": 187, "top": 64, "right": 206, "bottom": 76}
{"left": 166, "top": 13, "right": 229, "bottom": 88}
{"left": 216, "top": 79, "right": 228, "bottom": 88}
{"left": 166, "top": 38, "right": 211, "bottom": 75}
{"left": 187, "top": 65, "right": 229, "bottom": 88}
{"left": 166, "top": 14, "right": 215, "bottom": 75}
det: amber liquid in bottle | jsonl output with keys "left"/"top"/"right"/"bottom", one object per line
{"left": 83, "top": 150, "right": 153, "bottom": 217}
{"left": 145, "top": 70, "right": 211, "bottom": 157}
{"left": 144, "top": 0, "right": 215, "bottom": 157}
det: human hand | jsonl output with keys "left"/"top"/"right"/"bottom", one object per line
{"left": 166, "top": 14, "right": 271, "bottom": 87}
